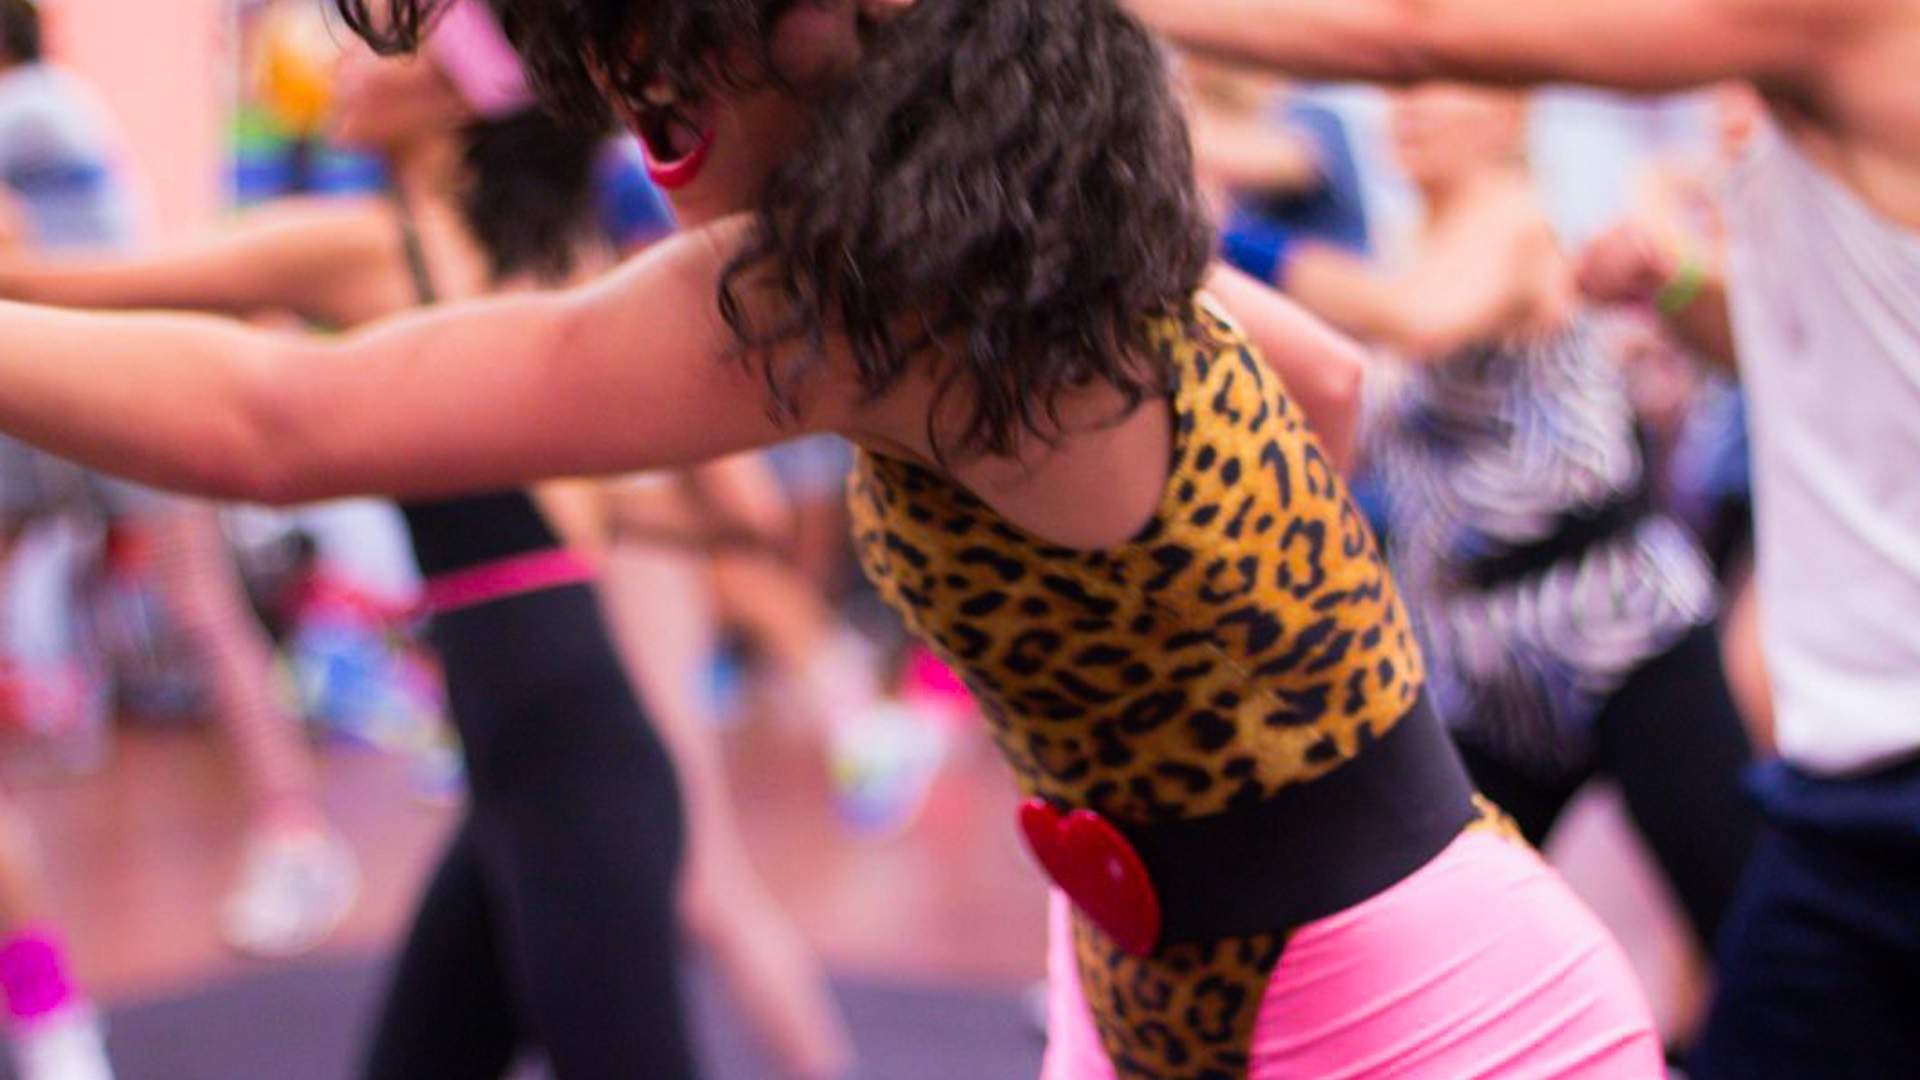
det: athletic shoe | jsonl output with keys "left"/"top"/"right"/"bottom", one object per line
{"left": 218, "top": 827, "right": 360, "bottom": 959}
{"left": 7, "top": 1004, "right": 116, "bottom": 1080}
{"left": 827, "top": 699, "right": 949, "bottom": 838}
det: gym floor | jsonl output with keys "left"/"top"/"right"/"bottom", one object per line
{"left": 13, "top": 718, "right": 1696, "bottom": 1060}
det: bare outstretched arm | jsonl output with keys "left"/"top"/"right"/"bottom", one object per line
{"left": 0, "top": 198, "right": 405, "bottom": 322}
{"left": 0, "top": 223, "right": 824, "bottom": 505}
{"left": 1129, "top": 0, "right": 1871, "bottom": 93}
{"left": 0, "top": 199, "right": 402, "bottom": 326}
{"left": 1279, "top": 178, "right": 1546, "bottom": 363}
{"left": 1190, "top": 112, "right": 1322, "bottom": 196}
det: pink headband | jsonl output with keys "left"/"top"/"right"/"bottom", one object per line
{"left": 428, "top": 0, "right": 536, "bottom": 119}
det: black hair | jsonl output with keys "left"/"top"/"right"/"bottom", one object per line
{"left": 342, "top": 0, "right": 1214, "bottom": 458}
{"left": 0, "top": 0, "right": 42, "bottom": 64}
{"left": 459, "top": 109, "right": 604, "bottom": 284}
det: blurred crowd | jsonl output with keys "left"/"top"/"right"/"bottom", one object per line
{"left": 0, "top": 1, "right": 1871, "bottom": 1078}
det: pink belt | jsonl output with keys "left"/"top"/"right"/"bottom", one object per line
{"left": 420, "top": 549, "right": 597, "bottom": 616}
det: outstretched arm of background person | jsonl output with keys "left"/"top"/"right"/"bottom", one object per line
{"left": 0, "top": 221, "right": 832, "bottom": 506}
{"left": 1128, "top": 0, "right": 1874, "bottom": 94}
{"left": 1190, "top": 111, "right": 1323, "bottom": 196}
{"left": 0, "top": 199, "right": 396, "bottom": 326}
{"left": 1207, "top": 264, "right": 1367, "bottom": 475}
{"left": 1278, "top": 182, "right": 1544, "bottom": 364}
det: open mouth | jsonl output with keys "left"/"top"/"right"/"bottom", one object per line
{"left": 635, "top": 105, "right": 716, "bottom": 190}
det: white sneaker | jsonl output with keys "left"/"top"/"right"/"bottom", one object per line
{"left": 9, "top": 1005, "right": 116, "bottom": 1080}
{"left": 828, "top": 699, "right": 950, "bottom": 838}
{"left": 219, "top": 827, "right": 360, "bottom": 959}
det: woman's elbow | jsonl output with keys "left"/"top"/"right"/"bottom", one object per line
{"left": 1273, "top": 336, "right": 1366, "bottom": 473}
{"left": 170, "top": 411, "right": 307, "bottom": 507}
{"left": 1312, "top": 355, "right": 1366, "bottom": 473}
{"left": 1314, "top": 343, "right": 1367, "bottom": 418}
{"left": 214, "top": 339, "right": 329, "bottom": 506}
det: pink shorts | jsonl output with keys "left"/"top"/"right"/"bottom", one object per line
{"left": 1041, "top": 830, "right": 1663, "bottom": 1079}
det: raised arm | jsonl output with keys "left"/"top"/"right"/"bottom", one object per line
{"left": 0, "top": 199, "right": 399, "bottom": 326}
{"left": 1129, "top": 0, "right": 1873, "bottom": 94}
{"left": 1189, "top": 109, "right": 1323, "bottom": 196}
{"left": 1281, "top": 180, "right": 1546, "bottom": 362}
{"left": 0, "top": 222, "right": 828, "bottom": 505}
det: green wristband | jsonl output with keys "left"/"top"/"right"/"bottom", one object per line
{"left": 1655, "top": 259, "right": 1707, "bottom": 317}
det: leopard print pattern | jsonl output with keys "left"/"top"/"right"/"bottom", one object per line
{"left": 1467, "top": 792, "right": 1527, "bottom": 844}
{"left": 848, "top": 301, "right": 1431, "bottom": 1077}
{"left": 1071, "top": 915, "right": 1286, "bottom": 1080}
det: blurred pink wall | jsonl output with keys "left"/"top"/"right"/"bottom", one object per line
{"left": 42, "top": 0, "right": 228, "bottom": 237}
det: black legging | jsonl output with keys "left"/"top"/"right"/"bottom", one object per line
{"left": 1458, "top": 623, "right": 1759, "bottom": 949}
{"left": 360, "top": 581, "right": 698, "bottom": 1079}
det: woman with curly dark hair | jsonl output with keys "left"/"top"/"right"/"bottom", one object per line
{"left": 0, "top": 0, "right": 1660, "bottom": 1075}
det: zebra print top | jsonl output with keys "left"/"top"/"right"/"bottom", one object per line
{"left": 1364, "top": 320, "right": 1716, "bottom": 775}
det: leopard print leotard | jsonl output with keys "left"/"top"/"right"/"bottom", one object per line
{"left": 849, "top": 300, "right": 1440, "bottom": 1079}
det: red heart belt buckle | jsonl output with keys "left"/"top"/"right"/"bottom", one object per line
{"left": 1019, "top": 798, "right": 1163, "bottom": 957}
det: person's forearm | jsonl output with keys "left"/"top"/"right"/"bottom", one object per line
{"left": 3, "top": 222, "right": 796, "bottom": 509}
{"left": 0, "top": 204, "right": 386, "bottom": 323}
{"left": 1130, "top": 0, "right": 1830, "bottom": 93}
{"left": 0, "top": 292, "right": 590, "bottom": 506}
{"left": 1191, "top": 116, "right": 1323, "bottom": 195}
{"left": 1284, "top": 248, "right": 1481, "bottom": 360}
{"left": 0, "top": 254, "right": 274, "bottom": 316}
{"left": 1135, "top": 0, "right": 1425, "bottom": 83}
{"left": 0, "top": 252, "right": 344, "bottom": 322}
{"left": 0, "top": 300, "right": 316, "bottom": 500}
{"left": 0, "top": 259, "right": 146, "bottom": 310}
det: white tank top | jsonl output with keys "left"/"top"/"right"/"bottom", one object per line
{"left": 1726, "top": 130, "right": 1920, "bottom": 775}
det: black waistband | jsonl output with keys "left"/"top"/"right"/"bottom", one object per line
{"left": 1464, "top": 485, "right": 1651, "bottom": 590}
{"left": 1122, "top": 692, "right": 1477, "bottom": 946}
{"left": 1748, "top": 756, "right": 1920, "bottom": 848}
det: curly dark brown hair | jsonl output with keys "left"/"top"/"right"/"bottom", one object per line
{"left": 460, "top": 110, "right": 604, "bottom": 285}
{"left": 339, "top": 0, "right": 1214, "bottom": 458}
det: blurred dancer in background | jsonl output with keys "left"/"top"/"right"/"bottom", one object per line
{"left": 0, "top": 0, "right": 357, "bottom": 966}
{"left": 1266, "top": 85, "right": 1757, "bottom": 974}
{"left": 0, "top": 5, "right": 864, "bottom": 1073}
{"left": 0, "top": 0, "right": 1669, "bottom": 1073}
